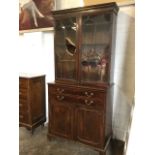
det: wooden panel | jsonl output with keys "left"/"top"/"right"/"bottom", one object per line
{"left": 19, "top": 112, "right": 29, "bottom": 124}
{"left": 52, "top": 94, "right": 78, "bottom": 104}
{"left": 50, "top": 102, "right": 74, "bottom": 139}
{"left": 78, "top": 97, "right": 105, "bottom": 108}
{"left": 19, "top": 102, "right": 28, "bottom": 113}
{"left": 30, "top": 77, "right": 46, "bottom": 123}
{"left": 49, "top": 83, "right": 106, "bottom": 97}
{"left": 76, "top": 107, "right": 104, "bottom": 148}
{"left": 78, "top": 88, "right": 106, "bottom": 99}
{"left": 19, "top": 97, "right": 27, "bottom": 105}
{"left": 19, "top": 89, "right": 28, "bottom": 100}
{"left": 19, "top": 78, "right": 28, "bottom": 89}
{"left": 48, "top": 84, "right": 79, "bottom": 96}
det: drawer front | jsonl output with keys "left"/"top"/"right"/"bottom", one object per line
{"left": 19, "top": 88, "right": 28, "bottom": 99}
{"left": 49, "top": 84, "right": 106, "bottom": 97}
{"left": 78, "top": 97, "right": 105, "bottom": 108}
{"left": 49, "top": 93, "right": 105, "bottom": 109}
{"left": 78, "top": 89, "right": 106, "bottom": 100}
{"left": 19, "top": 98, "right": 27, "bottom": 105}
{"left": 48, "top": 84, "right": 106, "bottom": 108}
{"left": 78, "top": 89, "right": 106, "bottom": 108}
{"left": 19, "top": 94, "right": 28, "bottom": 101}
{"left": 19, "top": 78, "right": 28, "bottom": 89}
{"left": 19, "top": 112, "right": 29, "bottom": 124}
{"left": 49, "top": 93, "right": 78, "bottom": 105}
{"left": 48, "top": 84, "right": 79, "bottom": 96}
{"left": 19, "top": 101, "right": 28, "bottom": 113}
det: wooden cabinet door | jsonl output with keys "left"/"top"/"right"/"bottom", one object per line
{"left": 50, "top": 102, "right": 74, "bottom": 139}
{"left": 76, "top": 107, "right": 104, "bottom": 148}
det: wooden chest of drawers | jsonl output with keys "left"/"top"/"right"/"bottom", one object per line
{"left": 19, "top": 74, "right": 46, "bottom": 133}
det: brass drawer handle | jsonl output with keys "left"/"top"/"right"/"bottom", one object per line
{"left": 57, "top": 88, "right": 64, "bottom": 93}
{"left": 56, "top": 95, "right": 64, "bottom": 101}
{"left": 85, "top": 92, "right": 94, "bottom": 97}
{"left": 84, "top": 100, "right": 94, "bottom": 105}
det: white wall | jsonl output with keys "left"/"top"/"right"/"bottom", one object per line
{"left": 113, "top": 4, "right": 135, "bottom": 141}
{"left": 19, "top": 31, "right": 55, "bottom": 122}
{"left": 55, "top": 0, "right": 84, "bottom": 10}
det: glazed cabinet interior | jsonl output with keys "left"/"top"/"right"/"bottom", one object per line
{"left": 48, "top": 3, "right": 118, "bottom": 155}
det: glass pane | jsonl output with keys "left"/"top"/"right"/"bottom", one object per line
{"left": 81, "top": 13, "right": 112, "bottom": 83}
{"left": 55, "top": 17, "right": 77, "bottom": 81}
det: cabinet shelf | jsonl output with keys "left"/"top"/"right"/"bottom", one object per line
{"left": 59, "top": 60, "right": 76, "bottom": 62}
{"left": 83, "top": 22, "right": 112, "bottom": 26}
{"left": 82, "top": 43, "right": 109, "bottom": 46}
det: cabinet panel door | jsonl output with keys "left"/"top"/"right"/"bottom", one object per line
{"left": 50, "top": 102, "right": 74, "bottom": 139}
{"left": 76, "top": 107, "right": 104, "bottom": 148}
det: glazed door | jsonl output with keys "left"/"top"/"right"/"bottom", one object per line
{"left": 54, "top": 17, "right": 77, "bottom": 83}
{"left": 76, "top": 107, "right": 104, "bottom": 148}
{"left": 50, "top": 101, "right": 74, "bottom": 139}
{"left": 80, "top": 13, "right": 113, "bottom": 85}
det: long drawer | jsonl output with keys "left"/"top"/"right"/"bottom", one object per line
{"left": 48, "top": 84, "right": 79, "bottom": 96}
{"left": 49, "top": 83, "right": 106, "bottom": 95}
{"left": 48, "top": 84, "right": 106, "bottom": 108}
{"left": 50, "top": 93, "right": 77, "bottom": 103}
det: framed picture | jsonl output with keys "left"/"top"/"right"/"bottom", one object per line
{"left": 19, "top": 0, "right": 55, "bottom": 32}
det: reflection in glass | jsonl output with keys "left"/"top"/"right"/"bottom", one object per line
{"left": 65, "top": 37, "right": 76, "bottom": 56}
{"left": 55, "top": 18, "right": 77, "bottom": 81}
{"left": 81, "top": 14, "right": 112, "bottom": 83}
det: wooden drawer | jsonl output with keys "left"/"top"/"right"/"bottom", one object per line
{"left": 78, "top": 89, "right": 106, "bottom": 100}
{"left": 48, "top": 84, "right": 79, "bottom": 96}
{"left": 19, "top": 78, "right": 28, "bottom": 89}
{"left": 19, "top": 113, "right": 28, "bottom": 124}
{"left": 48, "top": 84, "right": 106, "bottom": 107}
{"left": 19, "top": 94, "right": 28, "bottom": 100}
{"left": 49, "top": 92, "right": 105, "bottom": 109}
{"left": 49, "top": 93, "right": 78, "bottom": 105}
{"left": 19, "top": 88, "right": 28, "bottom": 98}
{"left": 19, "top": 98, "right": 27, "bottom": 106}
{"left": 19, "top": 102, "right": 28, "bottom": 113}
{"left": 78, "top": 96, "right": 105, "bottom": 108}
{"left": 48, "top": 84, "right": 106, "bottom": 98}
